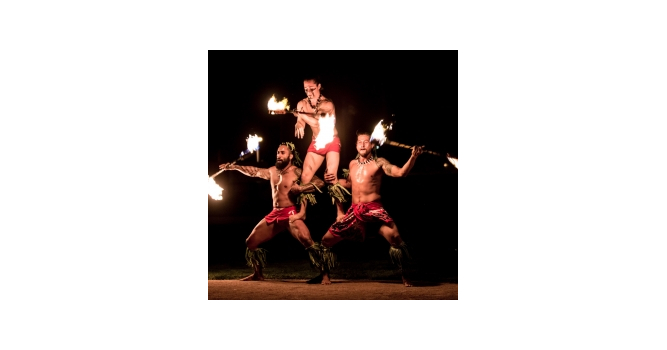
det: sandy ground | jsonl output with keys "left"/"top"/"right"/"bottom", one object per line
{"left": 208, "top": 279, "right": 458, "bottom": 300}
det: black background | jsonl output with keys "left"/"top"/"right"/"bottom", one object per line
{"left": 208, "top": 50, "right": 458, "bottom": 276}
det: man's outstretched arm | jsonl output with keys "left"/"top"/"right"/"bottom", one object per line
{"left": 377, "top": 145, "right": 424, "bottom": 178}
{"left": 218, "top": 163, "right": 271, "bottom": 180}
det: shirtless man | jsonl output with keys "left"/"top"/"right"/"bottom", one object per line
{"left": 316, "top": 131, "right": 423, "bottom": 286}
{"left": 289, "top": 76, "right": 347, "bottom": 221}
{"left": 218, "top": 142, "right": 325, "bottom": 281}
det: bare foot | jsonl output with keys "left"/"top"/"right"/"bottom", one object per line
{"left": 402, "top": 276, "right": 413, "bottom": 287}
{"left": 322, "top": 273, "right": 332, "bottom": 285}
{"left": 240, "top": 273, "right": 264, "bottom": 281}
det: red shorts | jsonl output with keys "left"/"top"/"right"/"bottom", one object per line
{"left": 307, "top": 136, "right": 341, "bottom": 156}
{"left": 328, "top": 201, "right": 394, "bottom": 241}
{"left": 264, "top": 206, "right": 297, "bottom": 226}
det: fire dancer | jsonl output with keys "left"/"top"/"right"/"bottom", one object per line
{"left": 314, "top": 131, "right": 424, "bottom": 287}
{"left": 291, "top": 76, "right": 348, "bottom": 215}
{"left": 218, "top": 142, "right": 326, "bottom": 282}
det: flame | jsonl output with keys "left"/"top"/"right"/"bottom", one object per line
{"left": 246, "top": 134, "right": 262, "bottom": 154}
{"left": 447, "top": 155, "right": 458, "bottom": 169}
{"left": 370, "top": 120, "right": 392, "bottom": 145}
{"left": 314, "top": 114, "right": 335, "bottom": 150}
{"left": 267, "top": 95, "right": 290, "bottom": 114}
{"left": 208, "top": 176, "right": 224, "bottom": 200}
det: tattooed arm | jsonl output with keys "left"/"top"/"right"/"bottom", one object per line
{"left": 218, "top": 163, "right": 271, "bottom": 180}
{"left": 290, "top": 168, "right": 325, "bottom": 194}
{"left": 376, "top": 146, "right": 423, "bottom": 178}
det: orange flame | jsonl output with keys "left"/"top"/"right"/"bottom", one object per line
{"left": 208, "top": 176, "right": 223, "bottom": 200}
{"left": 447, "top": 155, "right": 458, "bottom": 169}
{"left": 268, "top": 95, "right": 290, "bottom": 114}
{"left": 370, "top": 120, "right": 392, "bottom": 145}
{"left": 314, "top": 114, "right": 335, "bottom": 150}
{"left": 246, "top": 134, "right": 262, "bottom": 153}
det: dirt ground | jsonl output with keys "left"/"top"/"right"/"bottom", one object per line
{"left": 208, "top": 279, "right": 458, "bottom": 300}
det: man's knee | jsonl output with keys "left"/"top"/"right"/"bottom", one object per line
{"left": 321, "top": 232, "right": 336, "bottom": 247}
{"left": 387, "top": 233, "right": 403, "bottom": 246}
{"left": 246, "top": 236, "right": 259, "bottom": 250}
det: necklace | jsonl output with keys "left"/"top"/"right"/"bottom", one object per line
{"left": 279, "top": 165, "right": 293, "bottom": 175}
{"left": 357, "top": 158, "right": 372, "bottom": 165}
{"left": 275, "top": 165, "right": 292, "bottom": 190}
{"left": 307, "top": 95, "right": 322, "bottom": 111}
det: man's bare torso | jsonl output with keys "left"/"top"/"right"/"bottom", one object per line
{"left": 269, "top": 165, "right": 299, "bottom": 208}
{"left": 297, "top": 97, "right": 338, "bottom": 140}
{"left": 348, "top": 159, "right": 384, "bottom": 204}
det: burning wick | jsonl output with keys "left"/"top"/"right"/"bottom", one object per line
{"left": 246, "top": 134, "right": 262, "bottom": 153}
{"left": 370, "top": 120, "right": 392, "bottom": 146}
{"left": 268, "top": 95, "right": 289, "bottom": 114}
{"left": 208, "top": 176, "right": 224, "bottom": 200}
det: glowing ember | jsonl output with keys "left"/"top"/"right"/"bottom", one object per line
{"left": 370, "top": 120, "right": 392, "bottom": 145}
{"left": 208, "top": 176, "right": 223, "bottom": 200}
{"left": 246, "top": 134, "right": 262, "bottom": 154}
{"left": 267, "top": 95, "right": 290, "bottom": 114}
{"left": 447, "top": 154, "right": 458, "bottom": 169}
{"left": 314, "top": 114, "right": 335, "bottom": 150}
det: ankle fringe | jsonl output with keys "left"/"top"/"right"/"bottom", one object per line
{"left": 245, "top": 247, "right": 268, "bottom": 269}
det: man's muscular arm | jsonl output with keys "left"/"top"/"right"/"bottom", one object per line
{"left": 377, "top": 146, "right": 423, "bottom": 178}
{"left": 218, "top": 163, "right": 271, "bottom": 180}
{"left": 293, "top": 101, "right": 307, "bottom": 138}
{"left": 294, "top": 100, "right": 336, "bottom": 126}
{"left": 290, "top": 168, "right": 325, "bottom": 194}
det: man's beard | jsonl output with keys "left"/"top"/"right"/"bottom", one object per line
{"left": 275, "top": 159, "right": 289, "bottom": 170}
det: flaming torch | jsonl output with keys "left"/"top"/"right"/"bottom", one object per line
{"left": 268, "top": 95, "right": 290, "bottom": 115}
{"left": 268, "top": 95, "right": 324, "bottom": 116}
{"left": 208, "top": 176, "right": 224, "bottom": 200}
{"left": 211, "top": 134, "right": 263, "bottom": 179}
{"left": 369, "top": 120, "right": 442, "bottom": 156}
{"left": 208, "top": 134, "right": 263, "bottom": 200}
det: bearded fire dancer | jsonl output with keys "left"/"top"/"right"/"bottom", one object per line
{"left": 218, "top": 142, "right": 326, "bottom": 281}
{"left": 314, "top": 130, "right": 424, "bottom": 287}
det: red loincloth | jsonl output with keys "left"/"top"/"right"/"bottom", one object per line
{"left": 264, "top": 206, "right": 297, "bottom": 225}
{"left": 307, "top": 136, "right": 341, "bottom": 156}
{"left": 328, "top": 201, "right": 394, "bottom": 241}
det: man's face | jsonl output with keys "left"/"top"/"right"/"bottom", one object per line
{"left": 303, "top": 80, "right": 320, "bottom": 100}
{"left": 275, "top": 145, "right": 292, "bottom": 169}
{"left": 356, "top": 134, "right": 372, "bottom": 157}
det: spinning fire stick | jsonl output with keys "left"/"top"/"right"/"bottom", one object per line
{"left": 208, "top": 135, "right": 263, "bottom": 200}
{"left": 381, "top": 139, "right": 442, "bottom": 156}
{"left": 210, "top": 135, "right": 263, "bottom": 179}
{"left": 268, "top": 94, "right": 322, "bottom": 116}
{"left": 369, "top": 120, "right": 441, "bottom": 156}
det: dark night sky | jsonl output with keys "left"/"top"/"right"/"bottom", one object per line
{"left": 208, "top": 50, "right": 458, "bottom": 266}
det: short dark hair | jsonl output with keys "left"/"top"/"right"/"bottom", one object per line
{"left": 303, "top": 75, "right": 323, "bottom": 91}
{"left": 303, "top": 75, "right": 321, "bottom": 85}
{"left": 356, "top": 130, "right": 372, "bottom": 137}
